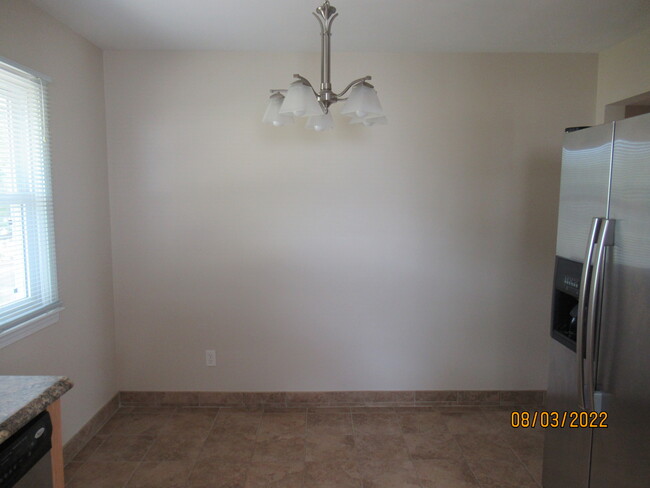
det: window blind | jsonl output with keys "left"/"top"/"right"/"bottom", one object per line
{"left": 0, "top": 58, "right": 60, "bottom": 338}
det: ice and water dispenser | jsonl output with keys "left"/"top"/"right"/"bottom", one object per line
{"left": 551, "top": 256, "right": 584, "bottom": 351}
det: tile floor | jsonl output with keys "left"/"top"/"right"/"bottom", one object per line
{"left": 64, "top": 405, "right": 544, "bottom": 488}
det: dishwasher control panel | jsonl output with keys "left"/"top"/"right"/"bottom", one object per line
{"left": 0, "top": 411, "right": 52, "bottom": 487}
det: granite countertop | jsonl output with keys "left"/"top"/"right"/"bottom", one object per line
{"left": 0, "top": 376, "right": 73, "bottom": 445}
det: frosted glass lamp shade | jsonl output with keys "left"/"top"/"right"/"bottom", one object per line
{"left": 349, "top": 114, "right": 388, "bottom": 127}
{"left": 306, "top": 112, "right": 334, "bottom": 131}
{"left": 263, "top": 93, "right": 295, "bottom": 126}
{"left": 279, "top": 81, "right": 324, "bottom": 117}
{"left": 340, "top": 84, "right": 383, "bottom": 119}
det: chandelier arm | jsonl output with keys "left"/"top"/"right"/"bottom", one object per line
{"left": 335, "top": 76, "right": 373, "bottom": 98}
{"left": 293, "top": 74, "right": 320, "bottom": 98}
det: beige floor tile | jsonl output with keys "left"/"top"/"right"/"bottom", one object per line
{"left": 358, "top": 461, "right": 421, "bottom": 488}
{"left": 144, "top": 433, "right": 205, "bottom": 461}
{"left": 245, "top": 460, "right": 304, "bottom": 488}
{"left": 263, "top": 409, "right": 307, "bottom": 416}
{"left": 455, "top": 432, "right": 518, "bottom": 463}
{"left": 201, "top": 430, "right": 257, "bottom": 462}
{"left": 397, "top": 411, "right": 450, "bottom": 435}
{"left": 66, "top": 461, "right": 139, "bottom": 488}
{"left": 126, "top": 461, "right": 193, "bottom": 488}
{"left": 209, "top": 426, "right": 259, "bottom": 441}
{"left": 214, "top": 408, "right": 264, "bottom": 426}
{"left": 214, "top": 416, "right": 261, "bottom": 436}
{"left": 486, "top": 418, "right": 537, "bottom": 440}
{"left": 502, "top": 428, "right": 545, "bottom": 451}
{"left": 441, "top": 410, "right": 495, "bottom": 435}
{"left": 352, "top": 413, "right": 402, "bottom": 435}
{"left": 521, "top": 454, "right": 543, "bottom": 486}
{"left": 71, "top": 436, "right": 105, "bottom": 463}
{"left": 404, "top": 432, "right": 463, "bottom": 460}
{"left": 257, "top": 412, "right": 306, "bottom": 439}
{"left": 307, "top": 412, "right": 353, "bottom": 435}
{"left": 481, "top": 408, "right": 516, "bottom": 427}
{"left": 188, "top": 458, "right": 249, "bottom": 488}
{"left": 99, "top": 413, "right": 170, "bottom": 437}
{"left": 467, "top": 457, "right": 539, "bottom": 488}
{"left": 355, "top": 434, "right": 411, "bottom": 464}
{"left": 253, "top": 434, "right": 306, "bottom": 462}
{"left": 90, "top": 435, "right": 155, "bottom": 462}
{"left": 158, "top": 410, "right": 217, "bottom": 438}
{"left": 305, "top": 459, "right": 362, "bottom": 488}
{"left": 413, "top": 458, "right": 480, "bottom": 488}
{"left": 71, "top": 401, "right": 546, "bottom": 488}
{"left": 305, "top": 434, "right": 356, "bottom": 462}
{"left": 512, "top": 444, "right": 544, "bottom": 485}
{"left": 176, "top": 407, "right": 220, "bottom": 417}
{"left": 64, "top": 461, "right": 84, "bottom": 483}
{"left": 502, "top": 428, "right": 545, "bottom": 481}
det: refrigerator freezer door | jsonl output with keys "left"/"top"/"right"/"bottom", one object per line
{"left": 589, "top": 113, "right": 650, "bottom": 488}
{"left": 544, "top": 123, "right": 614, "bottom": 488}
{"left": 556, "top": 124, "right": 614, "bottom": 261}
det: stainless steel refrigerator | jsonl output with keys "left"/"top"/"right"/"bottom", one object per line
{"left": 543, "top": 112, "right": 650, "bottom": 488}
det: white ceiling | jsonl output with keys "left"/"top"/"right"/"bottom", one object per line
{"left": 30, "top": 0, "right": 650, "bottom": 52}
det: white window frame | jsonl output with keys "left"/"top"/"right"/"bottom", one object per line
{"left": 0, "top": 56, "right": 62, "bottom": 348}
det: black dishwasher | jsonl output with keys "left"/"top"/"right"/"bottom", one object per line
{"left": 0, "top": 411, "right": 52, "bottom": 488}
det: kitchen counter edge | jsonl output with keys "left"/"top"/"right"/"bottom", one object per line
{"left": 0, "top": 375, "right": 73, "bottom": 445}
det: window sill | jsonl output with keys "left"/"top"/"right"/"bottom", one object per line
{"left": 0, "top": 308, "right": 63, "bottom": 349}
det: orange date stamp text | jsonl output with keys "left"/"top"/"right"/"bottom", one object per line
{"left": 510, "top": 411, "right": 608, "bottom": 428}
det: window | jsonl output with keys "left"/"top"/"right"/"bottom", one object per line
{"left": 0, "top": 57, "right": 61, "bottom": 348}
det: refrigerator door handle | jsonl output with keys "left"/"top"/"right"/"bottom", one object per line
{"left": 585, "top": 218, "right": 615, "bottom": 411}
{"left": 577, "top": 217, "right": 602, "bottom": 410}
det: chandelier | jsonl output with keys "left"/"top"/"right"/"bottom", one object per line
{"left": 263, "top": 1, "right": 386, "bottom": 131}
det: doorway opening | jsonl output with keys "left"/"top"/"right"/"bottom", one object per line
{"left": 604, "top": 91, "right": 650, "bottom": 123}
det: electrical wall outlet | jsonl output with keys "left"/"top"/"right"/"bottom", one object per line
{"left": 205, "top": 349, "right": 216, "bottom": 367}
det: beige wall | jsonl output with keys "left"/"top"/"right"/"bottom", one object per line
{"left": 597, "top": 27, "right": 650, "bottom": 122}
{"left": 104, "top": 51, "right": 597, "bottom": 392}
{"left": 0, "top": 1, "right": 116, "bottom": 442}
